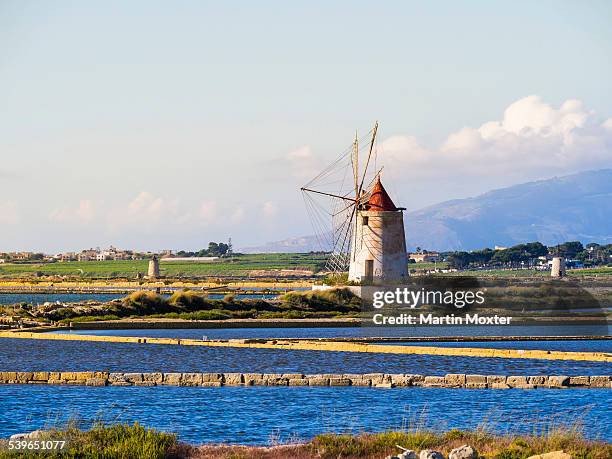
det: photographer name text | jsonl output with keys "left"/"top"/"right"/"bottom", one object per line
{"left": 372, "top": 313, "right": 512, "bottom": 326}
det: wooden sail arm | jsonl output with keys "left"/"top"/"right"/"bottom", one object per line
{"left": 300, "top": 187, "right": 357, "bottom": 203}
{"left": 357, "top": 121, "right": 378, "bottom": 197}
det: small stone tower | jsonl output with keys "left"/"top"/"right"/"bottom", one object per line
{"left": 147, "top": 255, "right": 160, "bottom": 278}
{"left": 348, "top": 177, "right": 408, "bottom": 285}
{"left": 550, "top": 256, "right": 566, "bottom": 278}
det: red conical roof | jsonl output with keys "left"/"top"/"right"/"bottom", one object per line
{"left": 366, "top": 177, "right": 398, "bottom": 211}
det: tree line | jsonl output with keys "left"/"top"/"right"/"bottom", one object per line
{"left": 176, "top": 242, "right": 232, "bottom": 258}
{"left": 443, "top": 241, "right": 611, "bottom": 269}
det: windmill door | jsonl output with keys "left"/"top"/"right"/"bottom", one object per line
{"left": 365, "top": 260, "right": 374, "bottom": 282}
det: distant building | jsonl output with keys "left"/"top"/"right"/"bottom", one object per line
{"left": 10, "top": 252, "right": 33, "bottom": 261}
{"left": 77, "top": 250, "right": 98, "bottom": 262}
{"left": 147, "top": 256, "right": 160, "bottom": 278}
{"left": 409, "top": 251, "right": 440, "bottom": 263}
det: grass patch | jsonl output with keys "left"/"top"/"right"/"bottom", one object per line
{"left": 0, "top": 422, "right": 179, "bottom": 459}
{"left": 0, "top": 423, "right": 609, "bottom": 458}
{"left": 0, "top": 253, "right": 329, "bottom": 279}
{"left": 279, "top": 288, "right": 361, "bottom": 313}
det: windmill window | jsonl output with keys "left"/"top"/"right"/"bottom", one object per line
{"left": 362, "top": 216, "right": 369, "bottom": 226}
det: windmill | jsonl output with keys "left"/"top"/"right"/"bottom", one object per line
{"left": 301, "top": 123, "right": 408, "bottom": 284}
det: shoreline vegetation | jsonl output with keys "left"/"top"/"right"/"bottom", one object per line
{"left": 1, "top": 281, "right": 609, "bottom": 329}
{"left": 0, "top": 289, "right": 363, "bottom": 326}
{"left": 1, "top": 289, "right": 609, "bottom": 330}
{"left": 0, "top": 422, "right": 610, "bottom": 459}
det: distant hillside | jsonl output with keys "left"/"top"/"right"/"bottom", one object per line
{"left": 242, "top": 169, "right": 612, "bottom": 253}
{"left": 239, "top": 234, "right": 329, "bottom": 254}
{"left": 405, "top": 169, "right": 612, "bottom": 251}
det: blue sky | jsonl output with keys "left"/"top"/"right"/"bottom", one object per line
{"left": 1, "top": 1, "right": 611, "bottom": 252}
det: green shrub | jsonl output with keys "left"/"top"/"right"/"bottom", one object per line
{"left": 122, "top": 291, "right": 171, "bottom": 315}
{"left": 280, "top": 288, "right": 361, "bottom": 312}
{"left": 168, "top": 290, "right": 214, "bottom": 311}
{"left": 0, "top": 422, "right": 177, "bottom": 459}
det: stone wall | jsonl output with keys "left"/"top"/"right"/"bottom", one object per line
{"left": 0, "top": 372, "right": 609, "bottom": 389}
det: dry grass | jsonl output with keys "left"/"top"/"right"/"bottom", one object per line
{"left": 0, "top": 422, "right": 609, "bottom": 459}
{"left": 186, "top": 429, "right": 612, "bottom": 459}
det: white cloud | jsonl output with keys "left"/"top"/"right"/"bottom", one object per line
{"left": 0, "top": 201, "right": 19, "bottom": 225}
{"left": 286, "top": 146, "right": 320, "bottom": 180}
{"left": 199, "top": 200, "right": 218, "bottom": 222}
{"left": 380, "top": 95, "right": 612, "bottom": 184}
{"left": 287, "top": 146, "right": 313, "bottom": 160}
{"left": 262, "top": 201, "right": 277, "bottom": 217}
{"left": 230, "top": 206, "right": 245, "bottom": 224}
{"left": 107, "top": 191, "right": 184, "bottom": 231}
{"left": 49, "top": 199, "right": 95, "bottom": 223}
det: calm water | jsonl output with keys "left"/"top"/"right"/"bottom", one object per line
{"left": 2, "top": 338, "right": 610, "bottom": 375}
{"left": 57, "top": 326, "right": 612, "bottom": 353}
{"left": 0, "top": 385, "right": 609, "bottom": 444}
{"left": 0, "top": 293, "right": 278, "bottom": 305}
{"left": 0, "top": 293, "right": 124, "bottom": 305}
{"left": 382, "top": 340, "right": 612, "bottom": 352}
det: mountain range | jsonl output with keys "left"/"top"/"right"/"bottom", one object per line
{"left": 240, "top": 169, "right": 612, "bottom": 253}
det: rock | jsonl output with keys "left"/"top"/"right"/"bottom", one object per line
{"left": 329, "top": 378, "right": 352, "bottom": 386}
{"left": 181, "top": 373, "right": 203, "bottom": 386}
{"left": 202, "top": 373, "right": 223, "bottom": 383}
{"left": 374, "top": 383, "right": 394, "bottom": 388}
{"left": 466, "top": 375, "right": 486, "bottom": 384}
{"left": 465, "top": 382, "right": 487, "bottom": 389}
{"left": 419, "top": 449, "right": 444, "bottom": 459}
{"left": 445, "top": 374, "right": 466, "bottom": 386}
{"left": 32, "top": 372, "right": 49, "bottom": 381}
{"left": 506, "top": 376, "right": 528, "bottom": 387}
{"left": 526, "top": 450, "right": 572, "bottom": 459}
{"left": 423, "top": 376, "right": 446, "bottom": 387}
{"left": 449, "top": 444, "right": 478, "bottom": 459}
{"left": 364, "top": 373, "right": 386, "bottom": 384}
{"left": 527, "top": 376, "right": 547, "bottom": 386}
{"left": 161, "top": 373, "right": 181, "bottom": 385}
{"left": 142, "top": 373, "right": 162, "bottom": 383}
{"left": 201, "top": 381, "right": 222, "bottom": 387}
{"left": 547, "top": 376, "right": 569, "bottom": 388}
{"left": 391, "top": 375, "right": 412, "bottom": 387}
{"left": 123, "top": 373, "right": 144, "bottom": 383}
{"left": 10, "top": 430, "right": 46, "bottom": 440}
{"left": 281, "top": 373, "right": 304, "bottom": 379}
{"left": 223, "top": 373, "right": 243, "bottom": 385}
{"left": 589, "top": 376, "right": 610, "bottom": 388}
{"left": 490, "top": 382, "right": 511, "bottom": 389}
{"left": 568, "top": 376, "right": 589, "bottom": 386}
{"left": 108, "top": 373, "right": 128, "bottom": 383}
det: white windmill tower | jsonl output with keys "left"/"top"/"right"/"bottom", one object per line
{"left": 301, "top": 122, "right": 408, "bottom": 285}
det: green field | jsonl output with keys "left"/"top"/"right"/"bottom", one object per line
{"left": 0, "top": 253, "right": 329, "bottom": 279}
{"left": 0, "top": 254, "right": 609, "bottom": 280}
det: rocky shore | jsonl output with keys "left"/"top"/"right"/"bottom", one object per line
{"left": 1, "top": 371, "right": 610, "bottom": 389}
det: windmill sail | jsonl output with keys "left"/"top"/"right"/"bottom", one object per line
{"left": 301, "top": 123, "right": 379, "bottom": 274}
